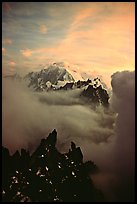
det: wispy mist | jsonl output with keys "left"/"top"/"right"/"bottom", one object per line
{"left": 2, "top": 78, "right": 114, "bottom": 154}
{"left": 2, "top": 70, "right": 135, "bottom": 201}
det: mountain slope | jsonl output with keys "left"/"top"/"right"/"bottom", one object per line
{"left": 24, "top": 63, "right": 75, "bottom": 91}
{"left": 3, "top": 62, "right": 110, "bottom": 107}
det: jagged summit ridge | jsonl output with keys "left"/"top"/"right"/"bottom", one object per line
{"left": 3, "top": 62, "right": 109, "bottom": 106}
{"left": 24, "top": 62, "right": 75, "bottom": 90}
{"left": 2, "top": 130, "right": 104, "bottom": 202}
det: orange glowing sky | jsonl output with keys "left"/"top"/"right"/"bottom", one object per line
{"left": 2, "top": 2, "right": 135, "bottom": 86}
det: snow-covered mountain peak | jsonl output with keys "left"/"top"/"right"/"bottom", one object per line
{"left": 24, "top": 63, "right": 75, "bottom": 91}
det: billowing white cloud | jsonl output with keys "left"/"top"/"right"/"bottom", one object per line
{"left": 110, "top": 71, "right": 135, "bottom": 175}
{"left": 93, "top": 70, "right": 135, "bottom": 202}
{"left": 2, "top": 70, "right": 135, "bottom": 201}
{"left": 2, "top": 78, "right": 115, "bottom": 154}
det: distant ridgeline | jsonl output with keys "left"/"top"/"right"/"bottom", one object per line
{"left": 24, "top": 67, "right": 109, "bottom": 107}
{"left": 4, "top": 72, "right": 109, "bottom": 107}
{"left": 2, "top": 130, "right": 104, "bottom": 202}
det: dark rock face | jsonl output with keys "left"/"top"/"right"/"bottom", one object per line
{"left": 24, "top": 66, "right": 75, "bottom": 91}
{"left": 4, "top": 69, "right": 109, "bottom": 108}
{"left": 76, "top": 79, "right": 92, "bottom": 88}
{"left": 59, "top": 78, "right": 92, "bottom": 90}
{"left": 60, "top": 82, "right": 74, "bottom": 90}
{"left": 2, "top": 130, "right": 104, "bottom": 202}
{"left": 81, "top": 84, "right": 109, "bottom": 107}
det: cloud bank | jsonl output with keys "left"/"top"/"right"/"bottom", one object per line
{"left": 109, "top": 71, "right": 135, "bottom": 201}
{"left": 2, "top": 79, "right": 114, "bottom": 154}
{"left": 92, "top": 70, "right": 135, "bottom": 201}
{"left": 2, "top": 70, "right": 135, "bottom": 201}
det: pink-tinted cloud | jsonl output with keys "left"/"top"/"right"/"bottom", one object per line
{"left": 3, "top": 2, "right": 134, "bottom": 87}
{"left": 9, "top": 61, "right": 16, "bottom": 66}
{"left": 48, "top": 3, "right": 134, "bottom": 73}
{"left": 2, "top": 47, "right": 7, "bottom": 54}
{"left": 70, "top": 8, "right": 96, "bottom": 29}
{"left": 30, "top": 3, "right": 134, "bottom": 73}
{"left": 40, "top": 24, "right": 47, "bottom": 34}
{"left": 3, "top": 38, "right": 12, "bottom": 45}
{"left": 20, "top": 49, "right": 33, "bottom": 57}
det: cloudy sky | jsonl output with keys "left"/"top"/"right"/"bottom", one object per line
{"left": 2, "top": 2, "right": 135, "bottom": 83}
